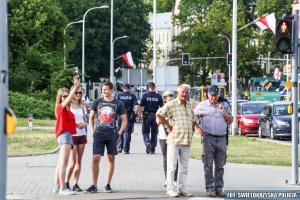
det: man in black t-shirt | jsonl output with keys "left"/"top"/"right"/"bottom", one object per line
{"left": 84, "top": 82, "right": 127, "bottom": 193}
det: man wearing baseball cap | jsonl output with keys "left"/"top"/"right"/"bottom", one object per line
{"left": 137, "top": 82, "right": 163, "bottom": 154}
{"left": 194, "top": 85, "right": 233, "bottom": 197}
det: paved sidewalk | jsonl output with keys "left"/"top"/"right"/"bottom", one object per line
{"left": 7, "top": 123, "right": 300, "bottom": 200}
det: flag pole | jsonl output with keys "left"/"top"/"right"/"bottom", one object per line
{"left": 238, "top": 13, "right": 269, "bottom": 32}
{"left": 114, "top": 55, "right": 122, "bottom": 60}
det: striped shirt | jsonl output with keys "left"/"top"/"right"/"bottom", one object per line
{"left": 194, "top": 99, "right": 231, "bottom": 136}
{"left": 157, "top": 98, "right": 196, "bottom": 145}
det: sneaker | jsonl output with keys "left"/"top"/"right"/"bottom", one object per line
{"left": 216, "top": 190, "right": 225, "bottom": 197}
{"left": 84, "top": 185, "right": 98, "bottom": 193}
{"left": 177, "top": 190, "right": 193, "bottom": 197}
{"left": 207, "top": 190, "right": 216, "bottom": 197}
{"left": 103, "top": 184, "right": 113, "bottom": 193}
{"left": 166, "top": 190, "right": 179, "bottom": 197}
{"left": 65, "top": 182, "right": 71, "bottom": 190}
{"left": 58, "top": 189, "right": 75, "bottom": 195}
{"left": 52, "top": 187, "right": 59, "bottom": 194}
{"left": 146, "top": 143, "right": 151, "bottom": 154}
{"left": 118, "top": 148, "right": 122, "bottom": 153}
{"left": 72, "top": 183, "right": 82, "bottom": 192}
{"left": 124, "top": 151, "right": 130, "bottom": 154}
{"left": 150, "top": 151, "right": 155, "bottom": 154}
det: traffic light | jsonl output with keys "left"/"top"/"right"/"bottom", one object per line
{"left": 226, "top": 53, "right": 232, "bottom": 65}
{"left": 276, "top": 18, "right": 293, "bottom": 54}
{"left": 182, "top": 53, "right": 190, "bottom": 65}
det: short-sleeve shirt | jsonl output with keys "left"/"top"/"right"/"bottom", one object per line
{"left": 55, "top": 103, "right": 76, "bottom": 138}
{"left": 140, "top": 92, "right": 163, "bottom": 112}
{"left": 91, "top": 98, "right": 126, "bottom": 134}
{"left": 157, "top": 98, "right": 196, "bottom": 145}
{"left": 194, "top": 99, "right": 231, "bottom": 136}
{"left": 117, "top": 92, "right": 137, "bottom": 114}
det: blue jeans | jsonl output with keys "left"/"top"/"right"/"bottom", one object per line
{"left": 142, "top": 113, "right": 158, "bottom": 152}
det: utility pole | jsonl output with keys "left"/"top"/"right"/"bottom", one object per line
{"left": 231, "top": 0, "right": 238, "bottom": 136}
{"left": 290, "top": 10, "right": 299, "bottom": 185}
{"left": 0, "top": 0, "right": 8, "bottom": 199}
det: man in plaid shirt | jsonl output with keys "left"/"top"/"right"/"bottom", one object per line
{"left": 156, "top": 84, "right": 203, "bottom": 197}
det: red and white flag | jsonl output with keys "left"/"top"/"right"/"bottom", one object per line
{"left": 121, "top": 51, "right": 134, "bottom": 67}
{"left": 255, "top": 13, "right": 276, "bottom": 34}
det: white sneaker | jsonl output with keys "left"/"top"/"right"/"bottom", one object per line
{"left": 58, "top": 189, "right": 75, "bottom": 195}
{"left": 167, "top": 190, "right": 179, "bottom": 197}
{"left": 177, "top": 190, "right": 193, "bottom": 197}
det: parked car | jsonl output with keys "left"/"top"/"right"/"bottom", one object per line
{"left": 237, "top": 101, "right": 269, "bottom": 135}
{"left": 258, "top": 102, "right": 297, "bottom": 139}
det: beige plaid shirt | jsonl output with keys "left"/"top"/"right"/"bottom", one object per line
{"left": 157, "top": 98, "right": 196, "bottom": 145}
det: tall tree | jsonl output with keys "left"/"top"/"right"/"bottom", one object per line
{"left": 8, "top": 0, "right": 68, "bottom": 98}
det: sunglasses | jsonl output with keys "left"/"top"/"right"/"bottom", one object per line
{"left": 61, "top": 95, "right": 69, "bottom": 98}
{"left": 75, "top": 92, "right": 82, "bottom": 95}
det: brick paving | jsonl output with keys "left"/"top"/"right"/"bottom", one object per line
{"left": 7, "top": 123, "right": 300, "bottom": 200}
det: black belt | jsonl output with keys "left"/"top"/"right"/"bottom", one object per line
{"left": 206, "top": 134, "right": 225, "bottom": 137}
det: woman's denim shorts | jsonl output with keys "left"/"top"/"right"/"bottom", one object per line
{"left": 57, "top": 131, "right": 73, "bottom": 145}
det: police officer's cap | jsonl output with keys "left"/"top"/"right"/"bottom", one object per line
{"left": 208, "top": 85, "right": 219, "bottom": 95}
{"left": 146, "top": 82, "right": 156, "bottom": 88}
{"left": 123, "top": 83, "right": 130, "bottom": 89}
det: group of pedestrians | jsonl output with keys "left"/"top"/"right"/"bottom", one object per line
{"left": 52, "top": 78, "right": 233, "bottom": 198}
{"left": 53, "top": 76, "right": 87, "bottom": 195}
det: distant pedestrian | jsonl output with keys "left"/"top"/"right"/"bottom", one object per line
{"left": 84, "top": 81, "right": 127, "bottom": 193}
{"left": 53, "top": 76, "right": 80, "bottom": 195}
{"left": 156, "top": 90, "right": 178, "bottom": 187}
{"left": 81, "top": 87, "right": 90, "bottom": 133}
{"left": 137, "top": 82, "right": 163, "bottom": 154}
{"left": 194, "top": 85, "right": 233, "bottom": 197}
{"left": 65, "top": 86, "right": 87, "bottom": 192}
{"left": 116, "top": 83, "right": 138, "bottom": 154}
{"left": 156, "top": 84, "right": 203, "bottom": 197}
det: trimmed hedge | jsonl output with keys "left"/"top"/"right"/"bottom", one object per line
{"left": 9, "top": 91, "right": 55, "bottom": 119}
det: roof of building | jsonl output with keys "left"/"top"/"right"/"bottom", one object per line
{"left": 148, "top": 12, "right": 172, "bottom": 29}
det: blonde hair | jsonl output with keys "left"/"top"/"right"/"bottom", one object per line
{"left": 55, "top": 87, "right": 69, "bottom": 118}
{"left": 70, "top": 85, "right": 83, "bottom": 106}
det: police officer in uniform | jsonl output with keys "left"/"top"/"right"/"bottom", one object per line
{"left": 138, "top": 82, "right": 163, "bottom": 154}
{"left": 116, "top": 83, "right": 138, "bottom": 154}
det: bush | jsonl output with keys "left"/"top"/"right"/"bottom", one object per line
{"left": 9, "top": 91, "right": 55, "bottom": 119}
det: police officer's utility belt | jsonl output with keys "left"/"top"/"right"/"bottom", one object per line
{"left": 143, "top": 111, "right": 155, "bottom": 117}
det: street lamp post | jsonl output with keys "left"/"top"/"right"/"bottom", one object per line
{"left": 111, "top": 35, "right": 129, "bottom": 83}
{"left": 110, "top": 0, "right": 114, "bottom": 83}
{"left": 82, "top": 5, "right": 109, "bottom": 82}
{"left": 218, "top": 34, "right": 231, "bottom": 94}
{"left": 64, "top": 20, "right": 83, "bottom": 69}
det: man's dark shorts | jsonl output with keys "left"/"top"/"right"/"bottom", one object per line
{"left": 93, "top": 132, "right": 118, "bottom": 156}
{"left": 72, "top": 135, "right": 87, "bottom": 145}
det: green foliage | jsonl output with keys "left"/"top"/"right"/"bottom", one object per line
{"left": 9, "top": 91, "right": 55, "bottom": 119}
{"left": 149, "top": 0, "right": 176, "bottom": 12}
{"left": 8, "top": 0, "right": 68, "bottom": 95}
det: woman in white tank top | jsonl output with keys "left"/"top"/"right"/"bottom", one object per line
{"left": 65, "top": 86, "right": 87, "bottom": 192}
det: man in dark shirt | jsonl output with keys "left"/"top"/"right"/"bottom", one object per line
{"left": 85, "top": 81, "right": 127, "bottom": 193}
{"left": 116, "top": 84, "right": 137, "bottom": 154}
{"left": 138, "top": 82, "right": 163, "bottom": 154}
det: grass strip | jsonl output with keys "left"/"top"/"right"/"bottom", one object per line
{"left": 191, "top": 135, "right": 299, "bottom": 166}
{"left": 16, "top": 118, "right": 56, "bottom": 127}
{"left": 8, "top": 129, "right": 57, "bottom": 156}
